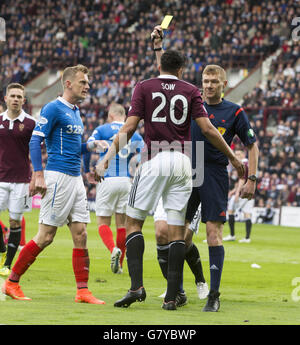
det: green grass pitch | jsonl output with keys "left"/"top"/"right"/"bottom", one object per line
{"left": 0, "top": 208, "right": 299, "bottom": 325}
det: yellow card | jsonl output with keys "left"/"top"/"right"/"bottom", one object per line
{"left": 161, "top": 15, "right": 173, "bottom": 29}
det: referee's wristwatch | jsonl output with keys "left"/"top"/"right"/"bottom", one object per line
{"left": 248, "top": 175, "right": 257, "bottom": 182}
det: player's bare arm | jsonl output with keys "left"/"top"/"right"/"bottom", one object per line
{"left": 228, "top": 186, "right": 237, "bottom": 198}
{"left": 235, "top": 178, "right": 245, "bottom": 203}
{"left": 195, "top": 116, "right": 245, "bottom": 178}
{"left": 240, "top": 142, "right": 259, "bottom": 200}
{"left": 27, "top": 151, "right": 36, "bottom": 196}
{"left": 29, "top": 171, "right": 37, "bottom": 196}
{"left": 151, "top": 25, "right": 164, "bottom": 67}
{"left": 95, "top": 116, "right": 140, "bottom": 180}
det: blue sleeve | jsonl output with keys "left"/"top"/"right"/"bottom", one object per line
{"left": 81, "top": 143, "right": 89, "bottom": 154}
{"left": 29, "top": 134, "right": 44, "bottom": 171}
{"left": 234, "top": 109, "right": 257, "bottom": 147}
{"left": 82, "top": 151, "right": 91, "bottom": 172}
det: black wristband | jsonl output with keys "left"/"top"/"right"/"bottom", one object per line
{"left": 153, "top": 47, "right": 162, "bottom": 51}
{"left": 248, "top": 175, "right": 257, "bottom": 182}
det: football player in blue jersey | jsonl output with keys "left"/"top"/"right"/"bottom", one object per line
{"left": 83, "top": 103, "right": 144, "bottom": 275}
{"left": 3, "top": 65, "right": 105, "bottom": 304}
{"left": 151, "top": 26, "right": 259, "bottom": 312}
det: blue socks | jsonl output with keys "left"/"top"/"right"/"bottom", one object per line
{"left": 208, "top": 245, "right": 225, "bottom": 292}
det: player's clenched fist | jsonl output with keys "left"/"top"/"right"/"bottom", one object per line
{"left": 151, "top": 25, "right": 163, "bottom": 45}
{"left": 95, "top": 159, "right": 109, "bottom": 182}
{"left": 240, "top": 180, "right": 256, "bottom": 200}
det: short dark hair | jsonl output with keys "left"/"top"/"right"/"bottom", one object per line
{"left": 160, "top": 50, "right": 187, "bottom": 74}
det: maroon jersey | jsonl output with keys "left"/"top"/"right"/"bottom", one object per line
{"left": 128, "top": 75, "right": 207, "bottom": 156}
{"left": 0, "top": 110, "right": 36, "bottom": 183}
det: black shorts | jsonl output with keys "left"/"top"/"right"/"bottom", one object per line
{"left": 186, "top": 163, "right": 229, "bottom": 224}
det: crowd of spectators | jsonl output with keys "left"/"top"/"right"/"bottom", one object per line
{"left": 241, "top": 40, "right": 300, "bottom": 125}
{"left": 263, "top": 41, "right": 299, "bottom": 108}
{"left": 1, "top": 0, "right": 298, "bottom": 106}
{"left": 1, "top": 0, "right": 299, "bottom": 210}
{"left": 230, "top": 116, "right": 300, "bottom": 209}
{"left": 237, "top": 32, "right": 300, "bottom": 209}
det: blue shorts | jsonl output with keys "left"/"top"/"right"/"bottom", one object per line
{"left": 186, "top": 163, "right": 229, "bottom": 224}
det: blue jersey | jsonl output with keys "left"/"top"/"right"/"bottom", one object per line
{"left": 87, "top": 121, "right": 144, "bottom": 178}
{"left": 32, "top": 97, "right": 84, "bottom": 176}
{"left": 191, "top": 99, "right": 256, "bottom": 167}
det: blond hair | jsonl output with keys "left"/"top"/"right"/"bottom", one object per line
{"left": 203, "top": 65, "right": 227, "bottom": 81}
{"left": 108, "top": 103, "right": 126, "bottom": 119}
{"left": 61, "top": 64, "right": 89, "bottom": 88}
{"left": 6, "top": 83, "right": 25, "bottom": 95}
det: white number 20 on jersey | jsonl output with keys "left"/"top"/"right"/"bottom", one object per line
{"left": 151, "top": 92, "right": 188, "bottom": 125}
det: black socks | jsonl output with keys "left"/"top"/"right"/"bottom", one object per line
{"left": 228, "top": 214, "right": 235, "bottom": 236}
{"left": 126, "top": 231, "right": 145, "bottom": 291}
{"left": 185, "top": 242, "right": 206, "bottom": 284}
{"left": 5, "top": 227, "right": 22, "bottom": 268}
{"left": 245, "top": 219, "right": 252, "bottom": 239}
{"left": 164, "top": 240, "right": 185, "bottom": 303}
{"left": 156, "top": 244, "right": 169, "bottom": 280}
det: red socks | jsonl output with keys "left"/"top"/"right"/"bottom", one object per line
{"left": 10, "top": 244, "right": 90, "bottom": 290}
{"left": 20, "top": 216, "right": 26, "bottom": 247}
{"left": 0, "top": 220, "right": 6, "bottom": 230}
{"left": 98, "top": 225, "right": 115, "bottom": 253}
{"left": 72, "top": 248, "right": 89, "bottom": 289}
{"left": 116, "top": 227, "right": 126, "bottom": 266}
{"left": 99, "top": 225, "right": 127, "bottom": 267}
{"left": 9, "top": 240, "right": 42, "bottom": 282}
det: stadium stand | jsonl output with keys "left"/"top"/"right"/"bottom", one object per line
{"left": 236, "top": 37, "right": 300, "bottom": 208}
{"left": 0, "top": 0, "right": 299, "bottom": 211}
{"left": 1, "top": 0, "right": 297, "bottom": 100}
